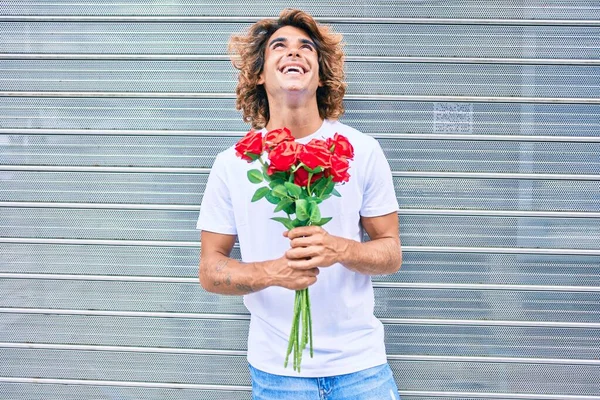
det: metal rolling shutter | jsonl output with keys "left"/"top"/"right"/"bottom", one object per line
{"left": 1, "top": 1, "right": 599, "bottom": 399}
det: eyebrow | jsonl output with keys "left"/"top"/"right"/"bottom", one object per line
{"left": 268, "top": 37, "right": 316, "bottom": 49}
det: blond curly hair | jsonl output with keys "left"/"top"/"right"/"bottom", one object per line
{"left": 228, "top": 9, "right": 346, "bottom": 128}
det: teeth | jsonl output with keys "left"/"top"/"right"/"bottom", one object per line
{"left": 283, "top": 66, "right": 304, "bottom": 74}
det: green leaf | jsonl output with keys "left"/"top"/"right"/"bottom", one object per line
{"left": 245, "top": 152, "right": 260, "bottom": 161}
{"left": 247, "top": 169, "right": 263, "bottom": 184}
{"left": 262, "top": 169, "right": 271, "bottom": 182}
{"left": 271, "top": 217, "right": 295, "bottom": 230}
{"left": 312, "top": 178, "right": 327, "bottom": 194}
{"left": 295, "top": 199, "right": 309, "bottom": 221}
{"left": 270, "top": 171, "right": 288, "bottom": 181}
{"left": 312, "top": 216, "right": 332, "bottom": 226}
{"left": 309, "top": 203, "right": 321, "bottom": 223}
{"left": 283, "top": 202, "right": 296, "bottom": 215}
{"left": 269, "top": 178, "right": 285, "bottom": 189}
{"left": 272, "top": 184, "right": 288, "bottom": 199}
{"left": 265, "top": 191, "right": 280, "bottom": 205}
{"left": 323, "top": 178, "right": 335, "bottom": 196}
{"left": 274, "top": 197, "right": 294, "bottom": 213}
{"left": 251, "top": 186, "right": 270, "bottom": 202}
{"left": 284, "top": 182, "right": 302, "bottom": 198}
{"left": 331, "top": 188, "right": 341, "bottom": 197}
{"left": 291, "top": 218, "right": 304, "bottom": 228}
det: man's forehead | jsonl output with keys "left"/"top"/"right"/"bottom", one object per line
{"left": 267, "top": 26, "right": 316, "bottom": 46}
{"left": 268, "top": 36, "right": 316, "bottom": 47}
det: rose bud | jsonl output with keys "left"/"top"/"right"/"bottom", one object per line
{"left": 298, "top": 139, "right": 332, "bottom": 170}
{"left": 326, "top": 133, "right": 354, "bottom": 160}
{"left": 264, "top": 127, "right": 294, "bottom": 151}
{"left": 268, "top": 141, "right": 301, "bottom": 174}
{"left": 235, "top": 130, "right": 264, "bottom": 161}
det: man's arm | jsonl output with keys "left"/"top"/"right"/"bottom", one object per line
{"left": 199, "top": 231, "right": 320, "bottom": 295}
{"left": 285, "top": 211, "right": 402, "bottom": 275}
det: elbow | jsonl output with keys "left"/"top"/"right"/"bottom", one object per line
{"left": 198, "top": 258, "right": 216, "bottom": 293}
{"left": 390, "top": 241, "right": 403, "bottom": 274}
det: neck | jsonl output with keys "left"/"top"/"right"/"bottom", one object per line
{"left": 264, "top": 96, "right": 323, "bottom": 139}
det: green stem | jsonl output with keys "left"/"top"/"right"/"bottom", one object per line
{"left": 295, "top": 294, "right": 301, "bottom": 372}
{"left": 306, "top": 289, "right": 313, "bottom": 358}
{"left": 284, "top": 290, "right": 301, "bottom": 369}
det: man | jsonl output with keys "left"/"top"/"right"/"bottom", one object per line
{"left": 197, "top": 9, "right": 402, "bottom": 400}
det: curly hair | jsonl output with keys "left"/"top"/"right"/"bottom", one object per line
{"left": 228, "top": 9, "right": 346, "bottom": 128}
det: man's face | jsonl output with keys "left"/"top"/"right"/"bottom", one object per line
{"left": 258, "top": 25, "right": 322, "bottom": 98}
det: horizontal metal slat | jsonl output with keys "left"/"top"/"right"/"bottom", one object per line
{"left": 3, "top": 203, "right": 600, "bottom": 218}
{"left": 2, "top": 243, "right": 598, "bottom": 286}
{"left": 2, "top": 129, "right": 600, "bottom": 143}
{"left": 1, "top": 165, "right": 599, "bottom": 180}
{"left": 1, "top": 343, "right": 598, "bottom": 366}
{"left": 1, "top": 60, "right": 598, "bottom": 99}
{"left": 0, "top": 376, "right": 249, "bottom": 392}
{"left": 2, "top": 135, "right": 599, "bottom": 175}
{"left": 1, "top": 279, "right": 598, "bottom": 324}
{"left": 2, "top": 98, "right": 598, "bottom": 137}
{"left": 3, "top": 307, "right": 600, "bottom": 328}
{"left": 2, "top": 173, "right": 600, "bottom": 213}
{"left": 2, "top": 273, "right": 599, "bottom": 293}
{"left": 1, "top": 22, "right": 598, "bottom": 60}
{"left": 2, "top": 238, "right": 600, "bottom": 256}
{"left": 1, "top": 16, "right": 600, "bottom": 26}
{"left": 2, "top": 313, "right": 598, "bottom": 359}
{"left": 2, "top": 91, "right": 599, "bottom": 104}
{"left": 2, "top": 348, "right": 599, "bottom": 395}
{"left": 2, "top": 54, "right": 600, "bottom": 66}
{"left": 1, "top": 379, "right": 599, "bottom": 400}
{"left": 2, "top": 0, "right": 599, "bottom": 21}
{"left": 2, "top": 208, "right": 600, "bottom": 249}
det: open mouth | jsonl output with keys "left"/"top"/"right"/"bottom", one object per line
{"left": 280, "top": 65, "right": 306, "bottom": 75}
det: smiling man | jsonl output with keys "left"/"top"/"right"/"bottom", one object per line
{"left": 197, "top": 9, "right": 402, "bottom": 400}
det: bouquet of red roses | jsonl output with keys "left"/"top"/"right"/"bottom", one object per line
{"left": 234, "top": 127, "right": 354, "bottom": 372}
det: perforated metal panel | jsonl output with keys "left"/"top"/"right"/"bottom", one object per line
{"left": 2, "top": 22, "right": 599, "bottom": 59}
{"left": 1, "top": 1, "right": 599, "bottom": 399}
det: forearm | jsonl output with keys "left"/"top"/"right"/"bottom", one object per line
{"left": 199, "top": 253, "right": 270, "bottom": 295}
{"left": 338, "top": 236, "right": 402, "bottom": 275}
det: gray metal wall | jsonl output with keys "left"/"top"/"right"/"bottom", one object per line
{"left": 1, "top": 1, "right": 599, "bottom": 399}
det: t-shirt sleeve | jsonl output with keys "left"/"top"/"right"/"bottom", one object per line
{"left": 360, "top": 140, "right": 400, "bottom": 217}
{"left": 196, "top": 153, "right": 237, "bottom": 235}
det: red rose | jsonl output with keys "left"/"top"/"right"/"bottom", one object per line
{"left": 294, "top": 166, "right": 323, "bottom": 187}
{"left": 268, "top": 141, "right": 301, "bottom": 174}
{"left": 326, "top": 133, "right": 354, "bottom": 160}
{"left": 328, "top": 153, "right": 351, "bottom": 183}
{"left": 264, "top": 127, "right": 294, "bottom": 151}
{"left": 235, "top": 130, "right": 263, "bottom": 161}
{"left": 298, "top": 139, "right": 331, "bottom": 170}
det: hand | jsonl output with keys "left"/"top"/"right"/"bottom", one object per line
{"left": 284, "top": 226, "right": 348, "bottom": 270}
{"left": 263, "top": 255, "right": 320, "bottom": 291}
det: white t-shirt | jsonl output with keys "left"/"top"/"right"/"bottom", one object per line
{"left": 197, "top": 119, "right": 399, "bottom": 377}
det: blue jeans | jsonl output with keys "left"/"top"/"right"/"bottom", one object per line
{"left": 249, "top": 363, "right": 400, "bottom": 400}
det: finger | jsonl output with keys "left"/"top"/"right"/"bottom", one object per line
{"left": 288, "top": 258, "right": 322, "bottom": 270}
{"left": 289, "top": 236, "right": 318, "bottom": 248}
{"left": 286, "top": 246, "right": 320, "bottom": 260}
{"left": 287, "top": 226, "right": 323, "bottom": 239}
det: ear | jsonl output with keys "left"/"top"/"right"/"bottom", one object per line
{"left": 257, "top": 71, "right": 265, "bottom": 85}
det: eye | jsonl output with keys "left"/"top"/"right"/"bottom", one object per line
{"left": 301, "top": 44, "right": 314, "bottom": 51}
{"left": 272, "top": 42, "right": 285, "bottom": 49}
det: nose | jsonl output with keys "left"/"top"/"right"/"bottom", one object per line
{"left": 287, "top": 46, "right": 300, "bottom": 58}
